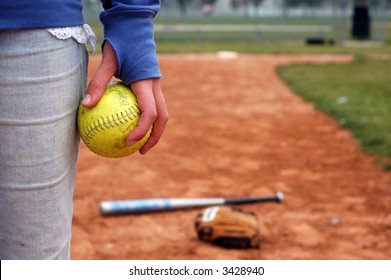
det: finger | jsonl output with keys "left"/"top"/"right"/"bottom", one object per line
{"left": 82, "top": 42, "right": 118, "bottom": 107}
{"left": 139, "top": 80, "right": 169, "bottom": 154}
{"left": 126, "top": 80, "right": 157, "bottom": 146}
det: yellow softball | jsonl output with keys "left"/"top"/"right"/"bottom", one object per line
{"left": 77, "top": 82, "right": 152, "bottom": 158}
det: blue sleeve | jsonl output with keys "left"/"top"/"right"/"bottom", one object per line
{"left": 100, "top": 0, "right": 161, "bottom": 85}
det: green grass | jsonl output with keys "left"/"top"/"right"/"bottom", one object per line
{"left": 154, "top": 41, "right": 391, "bottom": 54}
{"left": 277, "top": 56, "right": 391, "bottom": 170}
{"left": 85, "top": 15, "right": 391, "bottom": 54}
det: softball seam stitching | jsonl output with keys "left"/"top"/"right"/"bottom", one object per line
{"left": 82, "top": 105, "right": 140, "bottom": 145}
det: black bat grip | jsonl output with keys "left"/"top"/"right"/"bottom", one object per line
{"left": 225, "top": 192, "right": 284, "bottom": 205}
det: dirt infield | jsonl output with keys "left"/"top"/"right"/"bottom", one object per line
{"left": 71, "top": 54, "right": 391, "bottom": 260}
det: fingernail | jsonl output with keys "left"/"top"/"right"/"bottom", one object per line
{"left": 82, "top": 94, "right": 92, "bottom": 106}
{"left": 127, "top": 140, "right": 137, "bottom": 146}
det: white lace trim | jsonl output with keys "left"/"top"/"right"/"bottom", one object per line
{"left": 46, "top": 24, "right": 97, "bottom": 54}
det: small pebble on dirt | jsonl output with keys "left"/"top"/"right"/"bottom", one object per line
{"left": 330, "top": 218, "right": 340, "bottom": 226}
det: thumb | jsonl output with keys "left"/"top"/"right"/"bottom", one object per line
{"left": 83, "top": 42, "right": 118, "bottom": 108}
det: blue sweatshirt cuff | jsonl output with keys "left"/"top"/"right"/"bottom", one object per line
{"left": 100, "top": 2, "right": 161, "bottom": 85}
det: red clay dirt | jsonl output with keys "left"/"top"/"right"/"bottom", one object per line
{"left": 71, "top": 54, "right": 391, "bottom": 260}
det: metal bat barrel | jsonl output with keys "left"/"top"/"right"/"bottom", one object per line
{"left": 100, "top": 198, "right": 225, "bottom": 215}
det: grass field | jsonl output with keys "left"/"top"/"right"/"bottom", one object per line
{"left": 85, "top": 15, "right": 391, "bottom": 54}
{"left": 277, "top": 56, "right": 391, "bottom": 170}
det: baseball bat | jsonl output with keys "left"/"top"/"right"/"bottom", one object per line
{"left": 99, "top": 192, "right": 284, "bottom": 215}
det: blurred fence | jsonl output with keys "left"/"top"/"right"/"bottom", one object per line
{"left": 155, "top": 0, "right": 390, "bottom": 45}
{"left": 82, "top": 0, "right": 390, "bottom": 45}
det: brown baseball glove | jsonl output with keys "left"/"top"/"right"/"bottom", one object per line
{"left": 194, "top": 205, "right": 260, "bottom": 249}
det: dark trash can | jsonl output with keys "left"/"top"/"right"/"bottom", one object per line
{"left": 352, "top": 4, "right": 371, "bottom": 40}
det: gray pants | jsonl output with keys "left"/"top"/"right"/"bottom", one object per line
{"left": 0, "top": 29, "right": 88, "bottom": 259}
